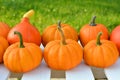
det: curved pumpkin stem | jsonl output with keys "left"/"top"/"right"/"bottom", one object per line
{"left": 14, "top": 31, "right": 25, "bottom": 48}
{"left": 90, "top": 16, "right": 97, "bottom": 26}
{"left": 96, "top": 32, "right": 102, "bottom": 46}
{"left": 23, "top": 9, "right": 35, "bottom": 19}
{"left": 57, "top": 21, "right": 67, "bottom": 45}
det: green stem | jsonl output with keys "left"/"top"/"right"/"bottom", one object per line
{"left": 14, "top": 31, "right": 25, "bottom": 48}
{"left": 90, "top": 16, "right": 97, "bottom": 26}
{"left": 57, "top": 21, "right": 67, "bottom": 45}
{"left": 96, "top": 32, "right": 102, "bottom": 46}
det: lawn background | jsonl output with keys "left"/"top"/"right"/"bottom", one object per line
{"left": 0, "top": 0, "right": 120, "bottom": 33}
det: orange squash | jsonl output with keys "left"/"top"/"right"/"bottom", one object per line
{"left": 4, "top": 31, "right": 42, "bottom": 73}
{"left": 7, "top": 10, "right": 41, "bottom": 46}
{"left": 110, "top": 25, "right": 120, "bottom": 54}
{"left": 42, "top": 21, "right": 78, "bottom": 46}
{"left": 0, "top": 36, "right": 9, "bottom": 63}
{"left": 79, "top": 16, "right": 109, "bottom": 47}
{"left": 83, "top": 32, "right": 119, "bottom": 68}
{"left": 0, "top": 22, "right": 10, "bottom": 39}
{"left": 43, "top": 21, "right": 83, "bottom": 70}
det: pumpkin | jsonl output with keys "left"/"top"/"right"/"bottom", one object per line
{"left": 0, "top": 22, "right": 10, "bottom": 39}
{"left": 0, "top": 36, "right": 9, "bottom": 63}
{"left": 42, "top": 21, "right": 78, "bottom": 46}
{"left": 7, "top": 9, "right": 41, "bottom": 46}
{"left": 79, "top": 16, "right": 109, "bottom": 47}
{"left": 110, "top": 25, "right": 120, "bottom": 54}
{"left": 43, "top": 21, "right": 83, "bottom": 70}
{"left": 83, "top": 32, "right": 119, "bottom": 68}
{"left": 4, "top": 31, "right": 42, "bottom": 73}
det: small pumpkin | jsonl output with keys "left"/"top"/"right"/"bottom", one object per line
{"left": 0, "top": 36, "right": 9, "bottom": 63}
{"left": 83, "top": 32, "right": 119, "bottom": 68}
{"left": 42, "top": 21, "right": 78, "bottom": 46}
{"left": 0, "top": 22, "right": 10, "bottom": 39}
{"left": 79, "top": 16, "right": 109, "bottom": 47}
{"left": 4, "top": 31, "right": 42, "bottom": 73}
{"left": 7, "top": 10, "right": 41, "bottom": 46}
{"left": 110, "top": 25, "right": 120, "bottom": 54}
{"left": 43, "top": 21, "right": 83, "bottom": 70}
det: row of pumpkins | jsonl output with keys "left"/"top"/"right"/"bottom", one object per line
{"left": 0, "top": 10, "right": 120, "bottom": 73}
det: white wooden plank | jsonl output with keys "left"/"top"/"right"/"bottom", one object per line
{"left": 105, "top": 58, "right": 120, "bottom": 80}
{"left": 21, "top": 60, "right": 51, "bottom": 80}
{"left": 66, "top": 61, "right": 94, "bottom": 80}
{"left": 0, "top": 64, "right": 10, "bottom": 80}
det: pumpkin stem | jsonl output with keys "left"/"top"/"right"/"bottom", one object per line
{"left": 23, "top": 9, "right": 34, "bottom": 19}
{"left": 96, "top": 32, "right": 102, "bottom": 46}
{"left": 14, "top": 31, "right": 25, "bottom": 48}
{"left": 90, "top": 16, "right": 97, "bottom": 26}
{"left": 57, "top": 21, "right": 67, "bottom": 45}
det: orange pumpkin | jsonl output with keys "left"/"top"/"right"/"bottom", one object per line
{"left": 4, "top": 31, "right": 42, "bottom": 73}
{"left": 79, "top": 16, "right": 109, "bottom": 47}
{"left": 42, "top": 21, "right": 78, "bottom": 46}
{"left": 0, "top": 36, "right": 9, "bottom": 63}
{"left": 110, "top": 25, "right": 120, "bottom": 54}
{"left": 0, "top": 22, "right": 10, "bottom": 39}
{"left": 7, "top": 10, "right": 41, "bottom": 46}
{"left": 83, "top": 32, "right": 119, "bottom": 68}
{"left": 43, "top": 22, "right": 83, "bottom": 70}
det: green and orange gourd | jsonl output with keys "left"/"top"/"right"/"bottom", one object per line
{"left": 7, "top": 10, "right": 41, "bottom": 46}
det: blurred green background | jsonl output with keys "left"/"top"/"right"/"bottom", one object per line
{"left": 0, "top": 0, "right": 120, "bottom": 33}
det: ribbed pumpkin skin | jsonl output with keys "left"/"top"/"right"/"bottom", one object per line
{"left": 42, "top": 24, "right": 78, "bottom": 46}
{"left": 0, "top": 22, "right": 10, "bottom": 39}
{"left": 84, "top": 40, "right": 119, "bottom": 68}
{"left": 44, "top": 39, "right": 83, "bottom": 70}
{"left": 79, "top": 24, "right": 109, "bottom": 46}
{"left": 7, "top": 18, "right": 41, "bottom": 46}
{"left": 0, "top": 36, "right": 9, "bottom": 63}
{"left": 3, "top": 42, "right": 42, "bottom": 73}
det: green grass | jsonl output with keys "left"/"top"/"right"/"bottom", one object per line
{"left": 0, "top": 0, "right": 120, "bottom": 33}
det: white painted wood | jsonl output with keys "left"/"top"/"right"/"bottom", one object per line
{"left": 0, "top": 64, "right": 10, "bottom": 80}
{"left": 105, "top": 58, "right": 120, "bottom": 80}
{"left": 66, "top": 61, "right": 94, "bottom": 80}
{"left": 21, "top": 60, "right": 51, "bottom": 80}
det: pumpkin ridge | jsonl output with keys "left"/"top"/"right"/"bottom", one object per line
{"left": 61, "top": 45, "right": 72, "bottom": 69}
{"left": 102, "top": 41, "right": 118, "bottom": 56}
{"left": 101, "top": 42, "right": 119, "bottom": 64}
{"left": 19, "top": 48, "right": 31, "bottom": 72}
{"left": 58, "top": 46, "right": 71, "bottom": 70}
{"left": 67, "top": 40, "right": 83, "bottom": 68}
{"left": 92, "top": 46, "right": 99, "bottom": 67}
{"left": 25, "top": 47, "right": 35, "bottom": 67}
{"left": 5, "top": 49, "right": 13, "bottom": 71}
{"left": 9, "top": 49, "right": 23, "bottom": 72}
{"left": 97, "top": 46, "right": 105, "bottom": 67}
{"left": 66, "top": 44, "right": 77, "bottom": 67}
{"left": 48, "top": 44, "right": 60, "bottom": 69}
{"left": 84, "top": 43, "right": 97, "bottom": 66}
{"left": 101, "top": 45, "right": 114, "bottom": 67}
{"left": 17, "top": 49, "right": 23, "bottom": 72}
